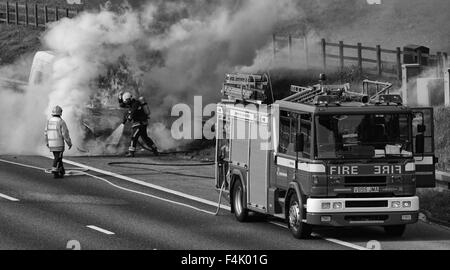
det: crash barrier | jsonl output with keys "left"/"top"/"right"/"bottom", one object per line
{"left": 436, "top": 171, "right": 450, "bottom": 190}
{"left": 0, "top": 1, "right": 81, "bottom": 28}
{"left": 272, "top": 34, "right": 449, "bottom": 82}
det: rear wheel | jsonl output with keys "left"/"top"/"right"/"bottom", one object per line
{"left": 232, "top": 179, "right": 248, "bottom": 222}
{"left": 384, "top": 225, "right": 406, "bottom": 237}
{"left": 288, "top": 193, "right": 312, "bottom": 239}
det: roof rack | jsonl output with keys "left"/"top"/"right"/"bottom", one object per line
{"left": 284, "top": 82, "right": 369, "bottom": 106}
{"left": 221, "top": 73, "right": 269, "bottom": 104}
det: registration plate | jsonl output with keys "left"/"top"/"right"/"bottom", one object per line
{"left": 353, "top": 187, "right": 380, "bottom": 193}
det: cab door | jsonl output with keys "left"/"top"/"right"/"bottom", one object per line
{"left": 275, "top": 111, "right": 298, "bottom": 188}
{"left": 412, "top": 107, "right": 436, "bottom": 188}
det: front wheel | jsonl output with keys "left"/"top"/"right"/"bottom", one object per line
{"left": 288, "top": 193, "right": 312, "bottom": 239}
{"left": 384, "top": 225, "right": 406, "bottom": 237}
{"left": 232, "top": 180, "right": 248, "bottom": 222}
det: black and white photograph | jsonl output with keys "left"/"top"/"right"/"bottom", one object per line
{"left": 0, "top": 0, "right": 449, "bottom": 256}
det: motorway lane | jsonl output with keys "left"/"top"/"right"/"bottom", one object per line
{"left": 0, "top": 156, "right": 349, "bottom": 250}
{"left": 63, "top": 154, "right": 450, "bottom": 250}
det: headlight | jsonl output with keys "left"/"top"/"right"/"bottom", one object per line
{"left": 321, "top": 202, "right": 331, "bottom": 209}
{"left": 333, "top": 202, "right": 343, "bottom": 209}
{"left": 402, "top": 201, "right": 412, "bottom": 208}
{"left": 391, "top": 201, "right": 401, "bottom": 208}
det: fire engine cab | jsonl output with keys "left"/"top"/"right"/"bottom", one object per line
{"left": 216, "top": 73, "right": 436, "bottom": 239}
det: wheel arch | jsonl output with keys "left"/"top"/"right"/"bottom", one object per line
{"left": 285, "top": 181, "right": 305, "bottom": 220}
{"left": 229, "top": 169, "right": 247, "bottom": 214}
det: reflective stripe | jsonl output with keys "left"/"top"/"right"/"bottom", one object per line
{"left": 276, "top": 157, "right": 326, "bottom": 173}
{"left": 277, "top": 157, "right": 295, "bottom": 168}
{"left": 405, "top": 162, "right": 416, "bottom": 172}
{"left": 415, "top": 156, "right": 434, "bottom": 165}
{"left": 298, "top": 163, "right": 326, "bottom": 173}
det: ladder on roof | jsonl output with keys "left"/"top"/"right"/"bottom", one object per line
{"left": 285, "top": 85, "right": 324, "bottom": 103}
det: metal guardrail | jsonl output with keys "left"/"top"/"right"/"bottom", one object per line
{"left": 435, "top": 171, "right": 450, "bottom": 190}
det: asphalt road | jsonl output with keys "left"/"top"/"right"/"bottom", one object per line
{"left": 1, "top": 155, "right": 450, "bottom": 250}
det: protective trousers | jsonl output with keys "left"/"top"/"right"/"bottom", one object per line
{"left": 129, "top": 125, "right": 157, "bottom": 153}
{"left": 52, "top": 151, "right": 64, "bottom": 173}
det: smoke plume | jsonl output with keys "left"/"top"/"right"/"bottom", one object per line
{"left": 0, "top": 0, "right": 301, "bottom": 155}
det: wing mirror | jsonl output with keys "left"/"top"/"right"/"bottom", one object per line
{"left": 415, "top": 134, "right": 425, "bottom": 154}
{"left": 417, "top": 124, "right": 426, "bottom": 133}
{"left": 295, "top": 133, "right": 305, "bottom": 153}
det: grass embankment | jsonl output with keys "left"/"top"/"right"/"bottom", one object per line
{"left": 417, "top": 107, "right": 450, "bottom": 225}
{"left": 434, "top": 107, "right": 450, "bottom": 170}
{"left": 417, "top": 189, "right": 450, "bottom": 224}
{"left": 0, "top": 24, "right": 41, "bottom": 65}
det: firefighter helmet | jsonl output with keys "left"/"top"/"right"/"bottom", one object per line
{"left": 138, "top": 96, "right": 147, "bottom": 105}
{"left": 52, "top": 106, "right": 63, "bottom": 116}
{"left": 122, "top": 92, "right": 132, "bottom": 103}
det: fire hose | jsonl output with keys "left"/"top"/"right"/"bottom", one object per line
{"left": 107, "top": 160, "right": 228, "bottom": 216}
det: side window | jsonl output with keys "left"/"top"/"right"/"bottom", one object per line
{"left": 279, "top": 111, "right": 297, "bottom": 155}
{"left": 413, "top": 109, "right": 434, "bottom": 154}
{"left": 299, "top": 114, "right": 312, "bottom": 158}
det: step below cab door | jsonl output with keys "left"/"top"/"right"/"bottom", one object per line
{"left": 412, "top": 107, "right": 436, "bottom": 188}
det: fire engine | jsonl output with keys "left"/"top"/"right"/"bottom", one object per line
{"left": 215, "top": 73, "right": 436, "bottom": 239}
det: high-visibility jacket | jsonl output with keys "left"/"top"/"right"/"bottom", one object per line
{"left": 45, "top": 116, "right": 72, "bottom": 152}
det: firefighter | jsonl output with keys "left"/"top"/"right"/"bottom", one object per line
{"left": 119, "top": 91, "right": 159, "bottom": 157}
{"left": 45, "top": 106, "right": 72, "bottom": 178}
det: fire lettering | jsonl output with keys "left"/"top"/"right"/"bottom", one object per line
{"left": 374, "top": 165, "right": 402, "bottom": 175}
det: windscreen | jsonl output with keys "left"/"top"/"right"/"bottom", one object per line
{"left": 316, "top": 114, "right": 412, "bottom": 159}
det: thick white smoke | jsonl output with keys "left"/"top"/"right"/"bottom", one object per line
{"left": 0, "top": 0, "right": 301, "bottom": 155}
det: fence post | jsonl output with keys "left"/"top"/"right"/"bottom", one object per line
{"left": 272, "top": 34, "right": 276, "bottom": 60}
{"left": 444, "top": 52, "right": 448, "bottom": 69}
{"left": 6, "top": 2, "right": 10, "bottom": 24}
{"left": 45, "top": 5, "right": 48, "bottom": 24}
{"left": 417, "top": 50, "right": 422, "bottom": 65}
{"left": 437, "top": 52, "right": 442, "bottom": 77}
{"left": 321, "top": 38, "right": 326, "bottom": 71}
{"left": 55, "top": 7, "right": 59, "bottom": 21}
{"left": 15, "top": 2, "right": 18, "bottom": 25}
{"left": 304, "top": 36, "right": 309, "bottom": 69}
{"left": 34, "top": 3, "right": 38, "bottom": 27}
{"left": 396, "top": 47, "right": 402, "bottom": 81}
{"left": 357, "top": 43, "right": 363, "bottom": 76}
{"left": 25, "top": 3, "right": 29, "bottom": 25}
{"left": 288, "top": 35, "right": 292, "bottom": 62}
{"left": 339, "top": 41, "right": 344, "bottom": 70}
{"left": 376, "top": 45, "right": 382, "bottom": 76}
{"left": 66, "top": 8, "right": 69, "bottom": 18}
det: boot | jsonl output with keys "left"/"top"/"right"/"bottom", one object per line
{"left": 126, "top": 151, "right": 135, "bottom": 157}
{"left": 151, "top": 146, "right": 159, "bottom": 156}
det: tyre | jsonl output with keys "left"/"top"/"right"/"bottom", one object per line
{"left": 287, "top": 193, "right": 312, "bottom": 239}
{"left": 232, "top": 179, "right": 248, "bottom": 222}
{"left": 384, "top": 225, "right": 406, "bottom": 237}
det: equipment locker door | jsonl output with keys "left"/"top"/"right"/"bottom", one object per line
{"left": 412, "top": 107, "right": 436, "bottom": 188}
{"left": 248, "top": 119, "right": 269, "bottom": 212}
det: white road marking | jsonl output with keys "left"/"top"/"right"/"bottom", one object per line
{"left": 310, "top": 233, "right": 368, "bottom": 250}
{"left": 0, "top": 158, "right": 47, "bottom": 171}
{"left": 0, "top": 157, "right": 369, "bottom": 250}
{"left": 82, "top": 171, "right": 221, "bottom": 216}
{"left": 0, "top": 192, "right": 19, "bottom": 202}
{"left": 86, "top": 225, "right": 115, "bottom": 235}
{"left": 61, "top": 158, "right": 232, "bottom": 211}
{"left": 268, "top": 221, "right": 368, "bottom": 250}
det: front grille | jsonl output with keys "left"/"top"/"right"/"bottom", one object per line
{"left": 344, "top": 176, "right": 387, "bottom": 187}
{"left": 345, "top": 200, "right": 388, "bottom": 208}
{"left": 345, "top": 215, "right": 389, "bottom": 222}
{"left": 338, "top": 193, "right": 393, "bottom": 198}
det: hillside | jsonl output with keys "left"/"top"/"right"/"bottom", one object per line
{"left": 282, "top": 0, "right": 450, "bottom": 53}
